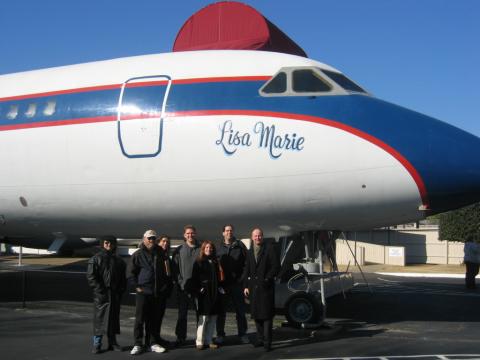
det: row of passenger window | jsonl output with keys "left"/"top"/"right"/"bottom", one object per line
{"left": 2, "top": 100, "right": 57, "bottom": 120}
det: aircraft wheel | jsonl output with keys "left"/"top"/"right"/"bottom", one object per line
{"left": 285, "top": 292, "right": 321, "bottom": 327}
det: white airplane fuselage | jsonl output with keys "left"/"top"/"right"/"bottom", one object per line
{"left": 1, "top": 51, "right": 479, "bottom": 249}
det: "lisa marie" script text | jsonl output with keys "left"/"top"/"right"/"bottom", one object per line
{"left": 215, "top": 120, "right": 305, "bottom": 159}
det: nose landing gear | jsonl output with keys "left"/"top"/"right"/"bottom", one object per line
{"left": 277, "top": 230, "right": 353, "bottom": 327}
{"left": 285, "top": 291, "right": 322, "bottom": 326}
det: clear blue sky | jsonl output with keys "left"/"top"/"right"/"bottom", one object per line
{"left": 1, "top": 0, "right": 478, "bottom": 137}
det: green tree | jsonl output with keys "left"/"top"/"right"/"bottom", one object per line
{"left": 439, "top": 203, "right": 480, "bottom": 242}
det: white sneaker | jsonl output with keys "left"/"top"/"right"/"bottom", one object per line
{"left": 150, "top": 344, "right": 166, "bottom": 353}
{"left": 215, "top": 336, "right": 224, "bottom": 344}
{"left": 130, "top": 345, "right": 143, "bottom": 355}
{"left": 240, "top": 335, "right": 250, "bottom": 344}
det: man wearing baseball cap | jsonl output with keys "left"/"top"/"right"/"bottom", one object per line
{"left": 129, "top": 230, "right": 172, "bottom": 355}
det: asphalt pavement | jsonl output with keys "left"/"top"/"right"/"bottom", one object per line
{"left": 1, "top": 254, "right": 480, "bottom": 360}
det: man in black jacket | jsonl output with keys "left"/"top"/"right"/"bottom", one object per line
{"left": 215, "top": 224, "right": 249, "bottom": 344}
{"left": 87, "top": 236, "right": 126, "bottom": 354}
{"left": 129, "top": 230, "right": 173, "bottom": 355}
{"left": 243, "top": 228, "right": 280, "bottom": 352}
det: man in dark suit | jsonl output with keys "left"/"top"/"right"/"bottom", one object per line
{"left": 243, "top": 227, "right": 280, "bottom": 352}
{"left": 87, "top": 236, "right": 126, "bottom": 354}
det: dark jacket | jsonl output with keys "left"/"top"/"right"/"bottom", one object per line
{"left": 172, "top": 242, "right": 200, "bottom": 291}
{"left": 217, "top": 238, "right": 246, "bottom": 287}
{"left": 191, "top": 256, "right": 223, "bottom": 315}
{"left": 129, "top": 244, "right": 173, "bottom": 297}
{"left": 86, "top": 248, "right": 127, "bottom": 336}
{"left": 243, "top": 242, "right": 280, "bottom": 320}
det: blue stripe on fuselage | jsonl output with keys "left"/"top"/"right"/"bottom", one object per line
{"left": 1, "top": 79, "right": 479, "bottom": 212}
{"left": 0, "top": 89, "right": 119, "bottom": 125}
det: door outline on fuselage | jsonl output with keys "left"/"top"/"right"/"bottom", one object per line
{"left": 116, "top": 75, "right": 172, "bottom": 158}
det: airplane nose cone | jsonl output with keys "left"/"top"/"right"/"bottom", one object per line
{"left": 374, "top": 102, "right": 480, "bottom": 214}
{"left": 331, "top": 96, "right": 480, "bottom": 214}
{"left": 422, "top": 120, "right": 480, "bottom": 213}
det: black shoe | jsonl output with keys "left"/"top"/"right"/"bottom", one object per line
{"left": 108, "top": 343, "right": 123, "bottom": 352}
{"left": 264, "top": 343, "right": 272, "bottom": 352}
{"left": 158, "top": 337, "right": 172, "bottom": 349}
{"left": 253, "top": 340, "right": 264, "bottom": 348}
{"left": 92, "top": 345, "right": 101, "bottom": 354}
{"left": 174, "top": 339, "right": 186, "bottom": 348}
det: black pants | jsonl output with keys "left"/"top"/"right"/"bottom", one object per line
{"left": 133, "top": 294, "right": 166, "bottom": 346}
{"left": 216, "top": 283, "right": 248, "bottom": 337}
{"left": 175, "top": 287, "right": 197, "bottom": 341}
{"left": 144, "top": 295, "right": 167, "bottom": 345}
{"left": 465, "top": 261, "right": 479, "bottom": 289}
{"left": 254, "top": 318, "right": 272, "bottom": 345}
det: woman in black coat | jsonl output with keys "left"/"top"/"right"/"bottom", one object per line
{"left": 86, "top": 236, "right": 126, "bottom": 353}
{"left": 190, "top": 240, "right": 224, "bottom": 350}
{"left": 243, "top": 228, "right": 280, "bottom": 351}
{"left": 154, "top": 235, "right": 174, "bottom": 345}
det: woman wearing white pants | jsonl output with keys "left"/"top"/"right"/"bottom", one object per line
{"left": 190, "top": 240, "right": 225, "bottom": 350}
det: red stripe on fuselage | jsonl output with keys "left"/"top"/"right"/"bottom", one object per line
{"left": 118, "top": 76, "right": 270, "bottom": 88}
{"left": 0, "top": 115, "right": 116, "bottom": 131}
{"left": 0, "top": 84, "right": 122, "bottom": 102}
{"left": 0, "top": 76, "right": 271, "bottom": 102}
{"left": 173, "top": 76, "right": 270, "bottom": 84}
{"left": 0, "top": 113, "right": 157, "bottom": 131}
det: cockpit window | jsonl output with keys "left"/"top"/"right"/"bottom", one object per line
{"left": 259, "top": 66, "right": 368, "bottom": 97}
{"left": 262, "top": 72, "right": 287, "bottom": 94}
{"left": 292, "top": 69, "right": 331, "bottom": 93}
{"left": 322, "top": 69, "right": 366, "bottom": 93}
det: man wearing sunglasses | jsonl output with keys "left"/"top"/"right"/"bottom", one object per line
{"left": 87, "top": 236, "right": 126, "bottom": 354}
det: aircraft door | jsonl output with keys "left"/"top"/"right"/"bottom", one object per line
{"left": 117, "top": 75, "right": 171, "bottom": 158}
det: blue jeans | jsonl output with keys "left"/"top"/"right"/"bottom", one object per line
{"left": 93, "top": 335, "right": 116, "bottom": 346}
{"left": 93, "top": 335, "right": 102, "bottom": 346}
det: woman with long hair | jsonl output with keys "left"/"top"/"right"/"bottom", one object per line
{"left": 190, "top": 240, "right": 225, "bottom": 350}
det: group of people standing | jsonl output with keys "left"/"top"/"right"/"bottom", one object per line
{"left": 86, "top": 224, "right": 280, "bottom": 355}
